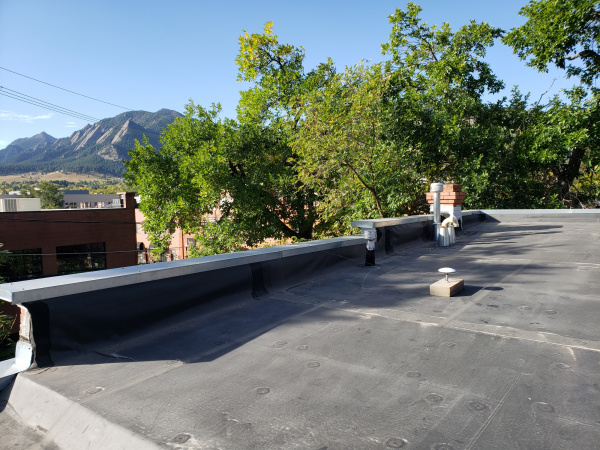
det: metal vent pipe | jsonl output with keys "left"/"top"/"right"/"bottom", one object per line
{"left": 430, "top": 183, "right": 443, "bottom": 241}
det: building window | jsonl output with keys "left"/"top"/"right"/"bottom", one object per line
{"left": 56, "top": 242, "right": 106, "bottom": 275}
{"left": 136, "top": 223, "right": 143, "bottom": 234}
{"left": 0, "top": 249, "right": 43, "bottom": 282}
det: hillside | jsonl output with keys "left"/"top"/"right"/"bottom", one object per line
{"left": 0, "top": 109, "right": 182, "bottom": 177}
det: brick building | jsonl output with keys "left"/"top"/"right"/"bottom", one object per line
{"left": 135, "top": 209, "right": 214, "bottom": 263}
{"left": 134, "top": 209, "right": 195, "bottom": 263}
{"left": 0, "top": 193, "right": 137, "bottom": 281}
{"left": 134, "top": 200, "right": 222, "bottom": 263}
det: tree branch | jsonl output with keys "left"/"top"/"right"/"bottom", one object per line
{"left": 565, "top": 49, "right": 599, "bottom": 61}
{"left": 535, "top": 77, "right": 557, "bottom": 105}
{"left": 342, "top": 160, "right": 385, "bottom": 218}
{"left": 565, "top": 52, "right": 583, "bottom": 61}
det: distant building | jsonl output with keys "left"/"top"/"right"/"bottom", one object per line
{"left": 0, "top": 196, "right": 41, "bottom": 212}
{"left": 62, "top": 190, "right": 123, "bottom": 209}
{"left": 0, "top": 193, "right": 137, "bottom": 282}
{"left": 135, "top": 209, "right": 198, "bottom": 263}
{"left": 135, "top": 206, "right": 221, "bottom": 264}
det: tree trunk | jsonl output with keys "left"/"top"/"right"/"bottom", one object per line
{"left": 557, "top": 145, "right": 586, "bottom": 201}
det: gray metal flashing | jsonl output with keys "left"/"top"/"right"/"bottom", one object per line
{"left": 0, "top": 342, "right": 34, "bottom": 391}
{"left": 0, "top": 235, "right": 364, "bottom": 304}
{"left": 3, "top": 209, "right": 597, "bottom": 304}
{"left": 481, "top": 208, "right": 600, "bottom": 215}
{"left": 460, "top": 209, "right": 482, "bottom": 216}
{"left": 480, "top": 209, "right": 600, "bottom": 223}
{"left": 350, "top": 211, "right": 484, "bottom": 230}
{"left": 351, "top": 214, "right": 433, "bottom": 229}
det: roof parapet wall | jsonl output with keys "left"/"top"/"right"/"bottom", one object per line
{"left": 1, "top": 209, "right": 598, "bottom": 369}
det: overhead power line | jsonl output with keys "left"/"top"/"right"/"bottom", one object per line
{"left": 0, "top": 66, "right": 134, "bottom": 111}
{"left": 0, "top": 86, "right": 101, "bottom": 122}
{"left": 0, "top": 86, "right": 165, "bottom": 138}
{"left": 4, "top": 249, "right": 141, "bottom": 256}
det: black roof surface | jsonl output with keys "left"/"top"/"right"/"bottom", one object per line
{"left": 1, "top": 216, "right": 599, "bottom": 449}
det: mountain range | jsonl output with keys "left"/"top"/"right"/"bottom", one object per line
{"left": 0, "top": 109, "right": 182, "bottom": 177}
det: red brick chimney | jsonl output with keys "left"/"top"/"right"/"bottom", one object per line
{"left": 426, "top": 184, "right": 465, "bottom": 207}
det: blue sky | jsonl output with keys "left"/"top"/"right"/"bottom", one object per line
{"left": 0, "top": 0, "right": 576, "bottom": 150}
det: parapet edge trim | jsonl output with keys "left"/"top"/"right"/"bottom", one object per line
{"left": 351, "top": 214, "right": 434, "bottom": 229}
{"left": 1, "top": 235, "right": 365, "bottom": 304}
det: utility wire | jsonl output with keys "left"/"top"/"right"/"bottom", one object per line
{"left": 1, "top": 86, "right": 100, "bottom": 121}
{"left": 4, "top": 250, "right": 142, "bottom": 256}
{"left": 0, "top": 216, "right": 135, "bottom": 225}
{"left": 0, "top": 86, "right": 100, "bottom": 121}
{"left": 0, "top": 87, "right": 101, "bottom": 122}
{"left": 0, "top": 86, "right": 164, "bottom": 137}
{"left": 0, "top": 66, "right": 134, "bottom": 111}
{"left": 0, "top": 90, "right": 95, "bottom": 122}
{"left": 3, "top": 246, "right": 194, "bottom": 257}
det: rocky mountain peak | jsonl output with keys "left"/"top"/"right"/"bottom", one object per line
{"left": 0, "top": 109, "right": 182, "bottom": 176}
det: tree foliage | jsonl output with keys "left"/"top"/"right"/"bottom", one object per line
{"left": 124, "top": 100, "right": 314, "bottom": 256}
{"left": 0, "top": 244, "right": 16, "bottom": 361}
{"left": 294, "top": 63, "right": 427, "bottom": 233}
{"left": 293, "top": 3, "right": 510, "bottom": 231}
{"left": 382, "top": 3, "right": 505, "bottom": 183}
{"left": 504, "top": 0, "right": 600, "bottom": 86}
{"left": 126, "top": 2, "right": 600, "bottom": 257}
{"left": 236, "top": 21, "right": 335, "bottom": 127}
{"left": 0, "top": 306, "right": 15, "bottom": 361}
{"left": 126, "top": 23, "right": 338, "bottom": 254}
{"left": 21, "top": 180, "right": 64, "bottom": 209}
{"left": 503, "top": 0, "right": 600, "bottom": 206}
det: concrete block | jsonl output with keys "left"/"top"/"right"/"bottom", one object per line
{"left": 430, "top": 278, "right": 464, "bottom": 297}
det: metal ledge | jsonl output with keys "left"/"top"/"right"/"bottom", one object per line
{"left": 481, "top": 209, "right": 600, "bottom": 215}
{"left": 0, "top": 235, "right": 364, "bottom": 305}
{"left": 4, "top": 209, "right": 598, "bottom": 305}
{"left": 351, "top": 214, "right": 433, "bottom": 229}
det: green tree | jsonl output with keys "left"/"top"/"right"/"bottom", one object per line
{"left": 293, "top": 2, "right": 508, "bottom": 225}
{"left": 503, "top": 0, "right": 600, "bottom": 206}
{"left": 513, "top": 88, "right": 600, "bottom": 207}
{"left": 234, "top": 21, "right": 336, "bottom": 240}
{"left": 379, "top": 2, "right": 599, "bottom": 209}
{"left": 125, "top": 101, "right": 319, "bottom": 256}
{"left": 126, "top": 22, "right": 336, "bottom": 255}
{"left": 124, "top": 104, "right": 224, "bottom": 256}
{"left": 236, "top": 21, "right": 335, "bottom": 129}
{"left": 22, "top": 180, "right": 64, "bottom": 209}
{"left": 503, "top": 0, "right": 600, "bottom": 87}
{"left": 382, "top": 2, "right": 505, "bottom": 182}
{"left": 292, "top": 3, "right": 514, "bottom": 229}
{"left": 0, "top": 307, "right": 14, "bottom": 360}
{"left": 293, "top": 63, "right": 427, "bottom": 233}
